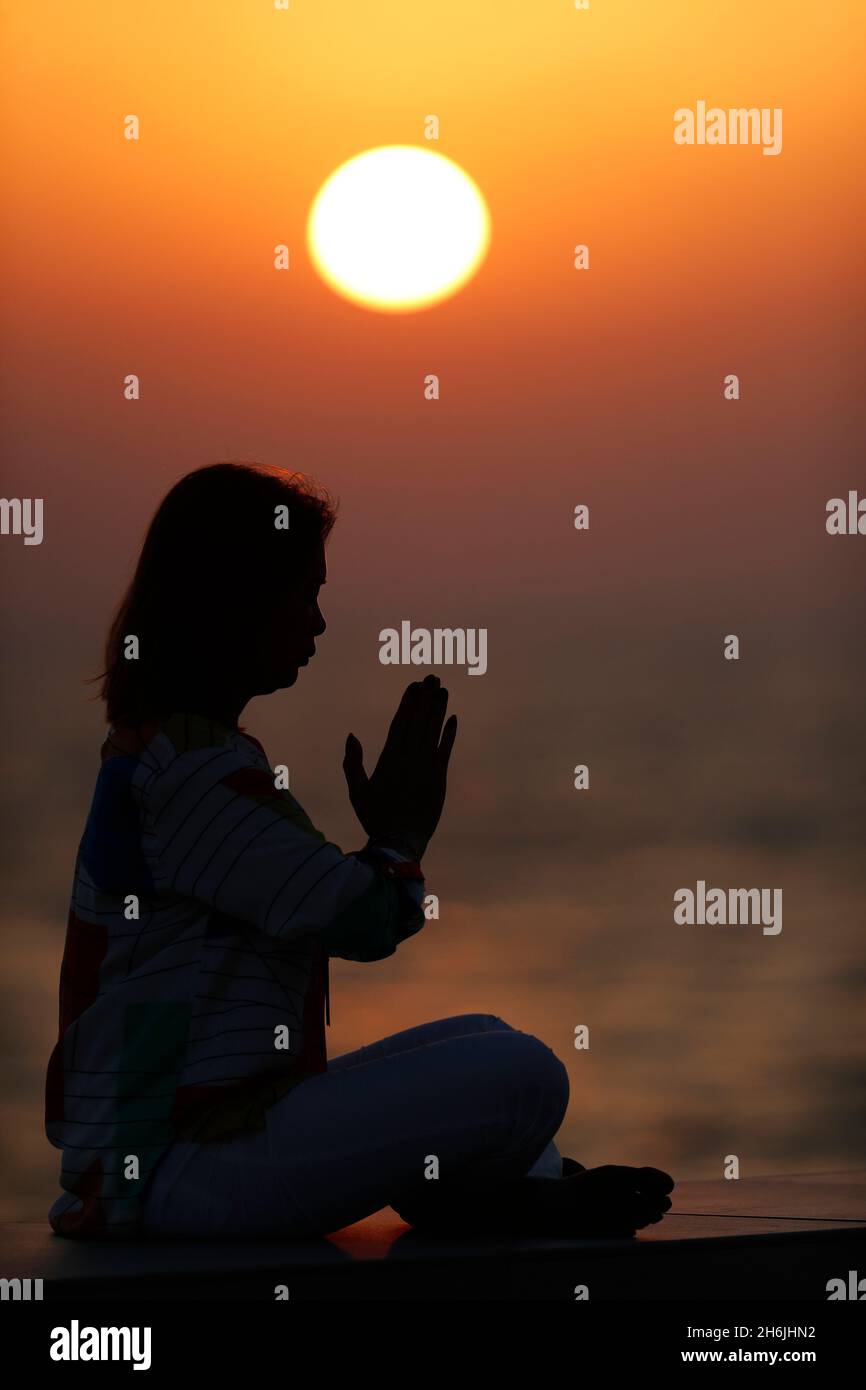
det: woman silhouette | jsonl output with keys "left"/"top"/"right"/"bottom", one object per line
{"left": 45, "top": 462, "right": 672, "bottom": 1241}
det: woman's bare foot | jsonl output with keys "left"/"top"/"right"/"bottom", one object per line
{"left": 558, "top": 1165, "right": 674, "bottom": 1237}
{"left": 395, "top": 1162, "right": 674, "bottom": 1239}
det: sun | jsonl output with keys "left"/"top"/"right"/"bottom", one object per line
{"left": 306, "top": 145, "right": 491, "bottom": 314}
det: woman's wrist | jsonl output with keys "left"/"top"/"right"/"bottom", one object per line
{"left": 367, "top": 830, "right": 428, "bottom": 861}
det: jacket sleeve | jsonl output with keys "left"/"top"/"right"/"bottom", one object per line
{"left": 132, "top": 736, "right": 425, "bottom": 953}
{"left": 319, "top": 843, "right": 427, "bottom": 962}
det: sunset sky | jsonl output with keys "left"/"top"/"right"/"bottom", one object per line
{"left": 2, "top": 0, "right": 864, "bottom": 1220}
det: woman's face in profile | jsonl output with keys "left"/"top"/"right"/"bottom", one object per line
{"left": 251, "top": 537, "right": 327, "bottom": 694}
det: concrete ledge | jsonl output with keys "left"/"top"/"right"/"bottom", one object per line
{"left": 3, "top": 1171, "right": 865, "bottom": 1300}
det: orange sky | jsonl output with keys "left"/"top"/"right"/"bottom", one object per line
{"left": 3, "top": 3, "right": 864, "bottom": 584}
{"left": 4, "top": 2, "right": 864, "bottom": 386}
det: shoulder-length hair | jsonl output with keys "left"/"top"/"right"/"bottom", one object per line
{"left": 96, "top": 462, "right": 336, "bottom": 726}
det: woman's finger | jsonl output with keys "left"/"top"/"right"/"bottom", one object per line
{"left": 416, "top": 682, "right": 448, "bottom": 753}
{"left": 342, "top": 733, "right": 369, "bottom": 800}
{"left": 383, "top": 681, "right": 423, "bottom": 757}
{"left": 396, "top": 676, "right": 440, "bottom": 759}
{"left": 436, "top": 713, "right": 458, "bottom": 773}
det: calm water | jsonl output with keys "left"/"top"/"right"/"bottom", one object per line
{"left": 9, "top": 854, "right": 863, "bottom": 1223}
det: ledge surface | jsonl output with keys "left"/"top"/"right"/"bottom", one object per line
{"left": 3, "top": 1170, "right": 865, "bottom": 1300}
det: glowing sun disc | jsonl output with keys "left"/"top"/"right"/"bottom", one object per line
{"left": 307, "top": 145, "right": 491, "bottom": 313}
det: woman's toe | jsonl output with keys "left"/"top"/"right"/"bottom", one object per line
{"left": 561, "top": 1157, "right": 587, "bottom": 1177}
{"left": 636, "top": 1166, "right": 675, "bottom": 1195}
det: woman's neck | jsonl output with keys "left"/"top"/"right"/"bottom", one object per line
{"left": 168, "top": 690, "right": 250, "bottom": 731}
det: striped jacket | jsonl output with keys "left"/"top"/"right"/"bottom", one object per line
{"left": 45, "top": 713, "right": 426, "bottom": 1239}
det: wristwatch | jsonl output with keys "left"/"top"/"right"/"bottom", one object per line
{"left": 378, "top": 857, "right": 425, "bottom": 882}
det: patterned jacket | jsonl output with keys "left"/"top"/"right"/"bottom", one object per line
{"left": 45, "top": 713, "right": 426, "bottom": 1238}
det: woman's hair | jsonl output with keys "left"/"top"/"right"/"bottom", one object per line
{"left": 96, "top": 462, "right": 337, "bottom": 726}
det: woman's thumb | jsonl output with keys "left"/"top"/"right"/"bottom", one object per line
{"left": 343, "top": 733, "right": 364, "bottom": 783}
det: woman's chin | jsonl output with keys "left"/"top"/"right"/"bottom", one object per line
{"left": 254, "top": 667, "right": 299, "bottom": 696}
